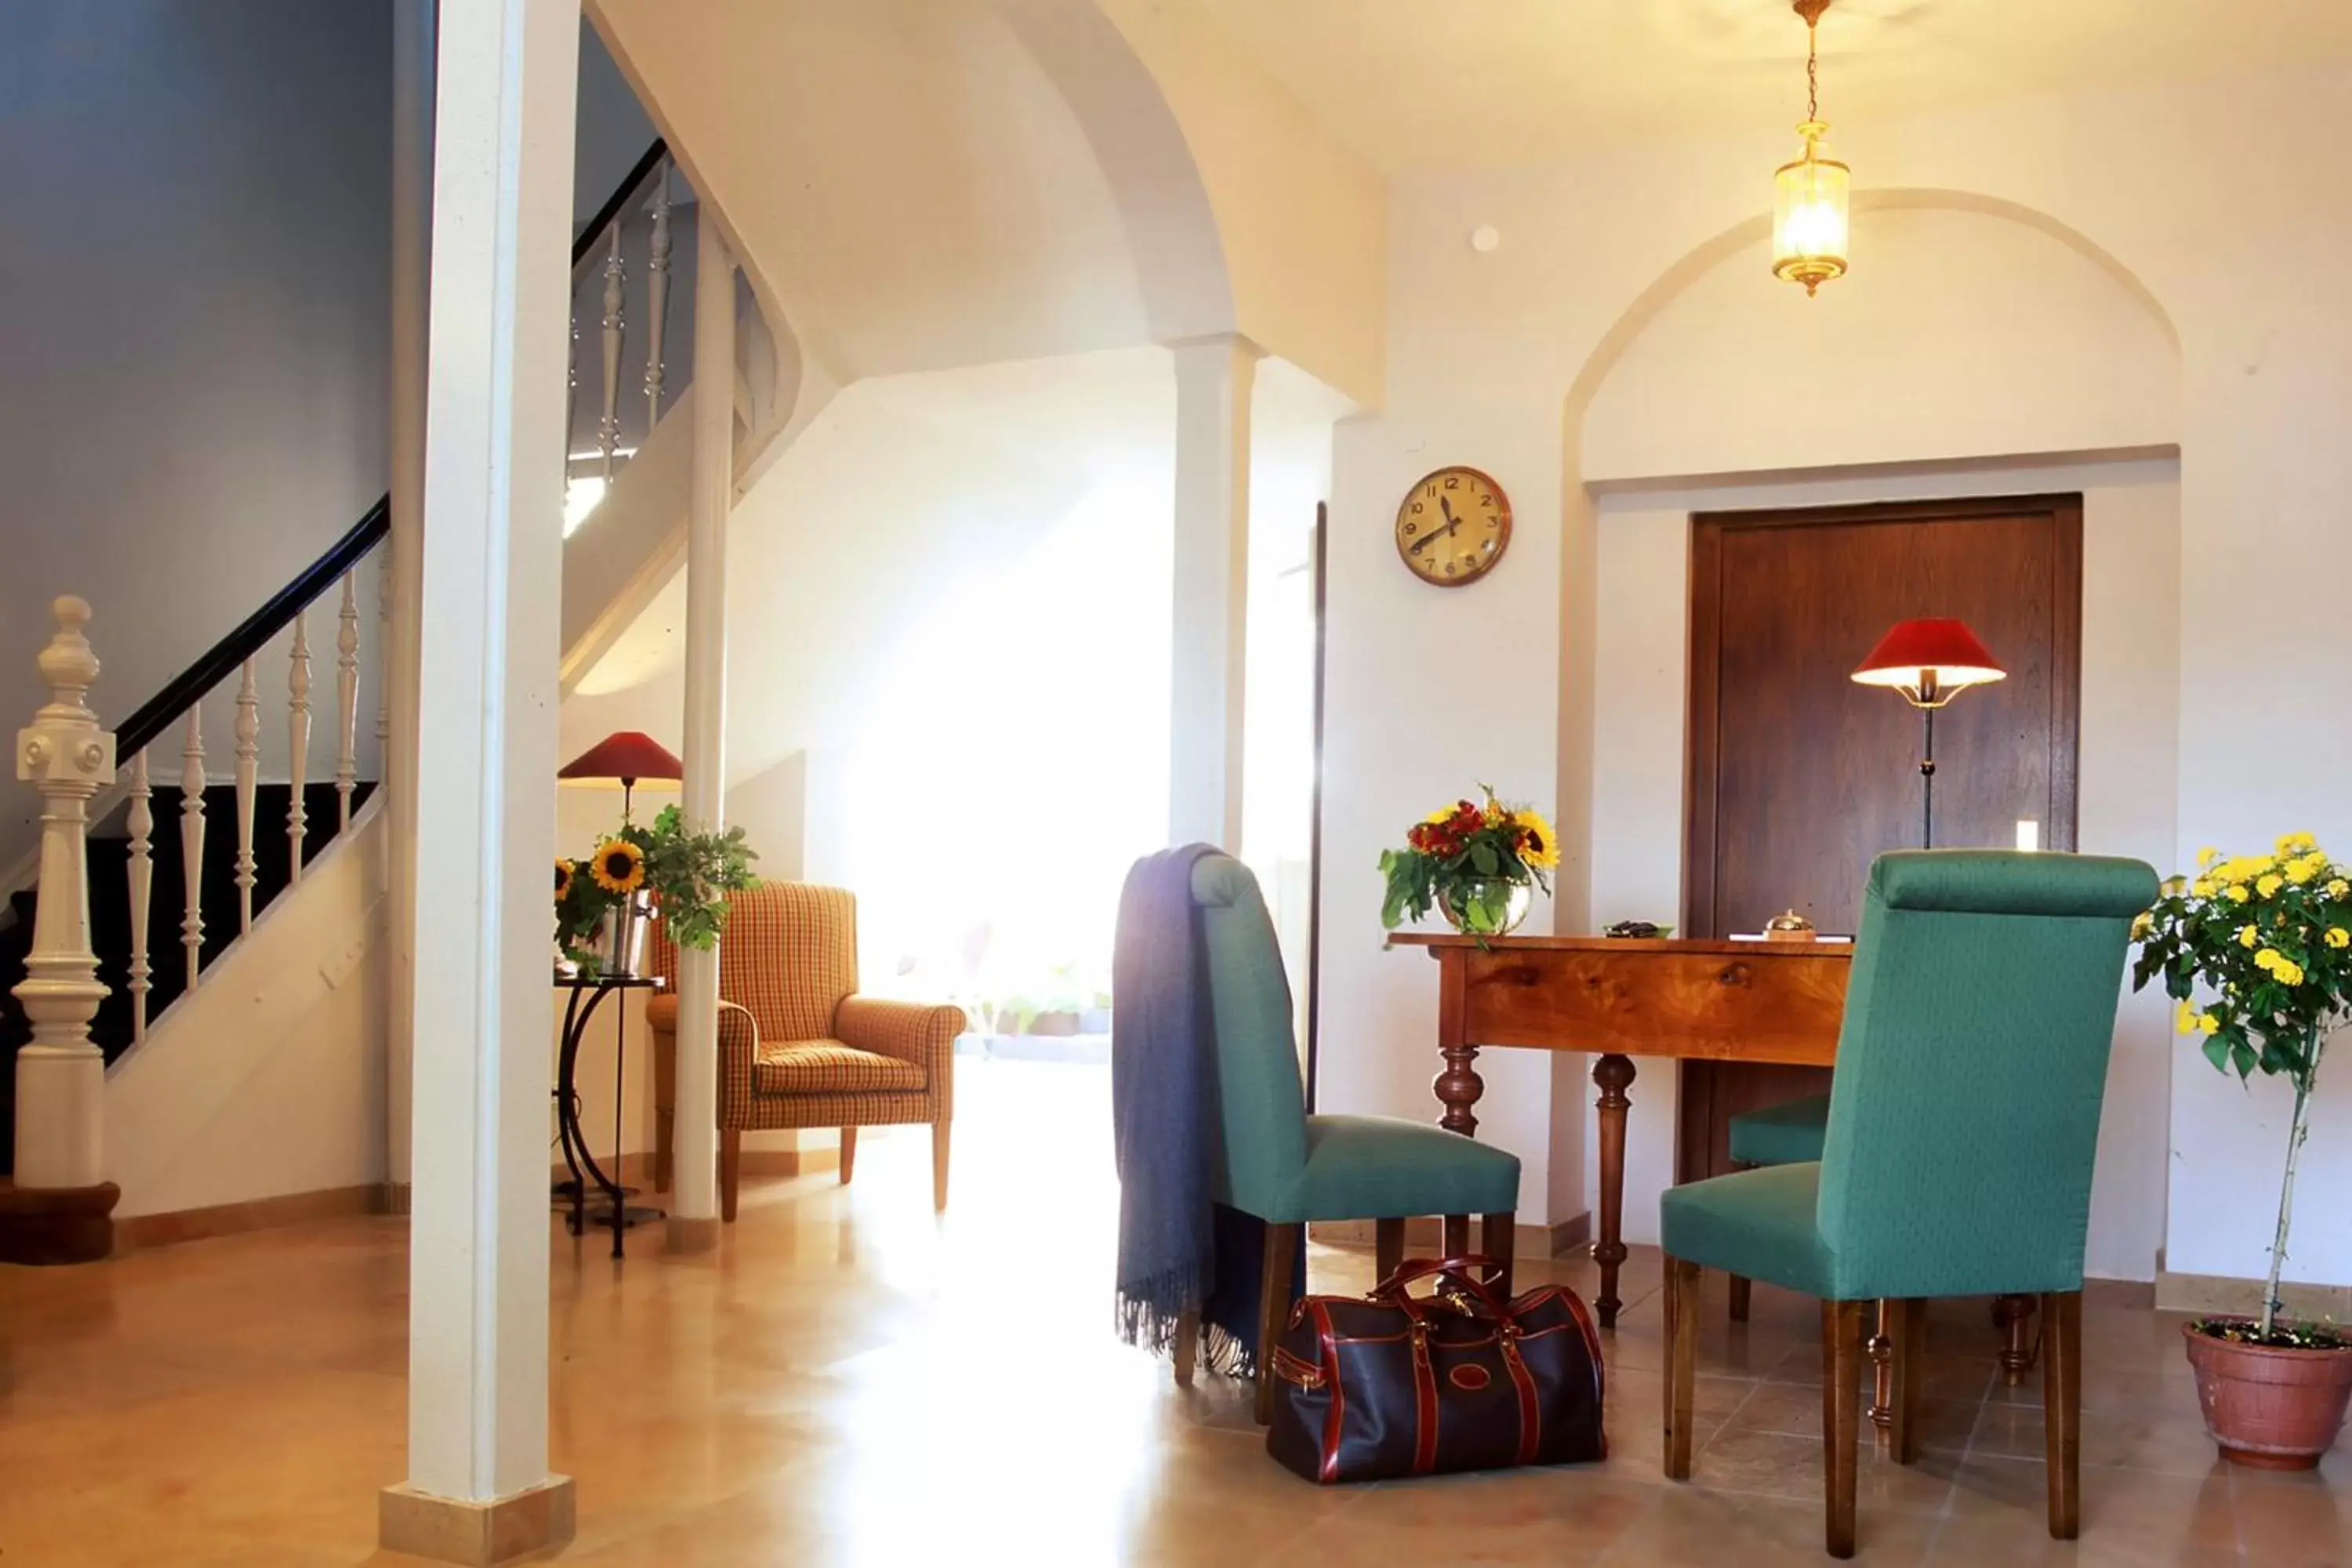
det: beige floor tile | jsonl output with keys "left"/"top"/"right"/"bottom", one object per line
{"left": 0, "top": 1060, "right": 2323, "bottom": 1566}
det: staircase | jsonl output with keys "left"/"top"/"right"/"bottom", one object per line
{"left": 0, "top": 137, "right": 717, "bottom": 1181}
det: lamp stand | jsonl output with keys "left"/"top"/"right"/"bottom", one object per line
{"left": 1919, "top": 704, "right": 1935, "bottom": 851}
{"left": 620, "top": 776, "right": 636, "bottom": 825}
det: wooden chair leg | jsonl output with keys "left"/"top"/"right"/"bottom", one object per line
{"left": 719, "top": 1128, "right": 742, "bottom": 1222}
{"left": 1481, "top": 1210, "right": 1515, "bottom": 1299}
{"left": 1889, "top": 1297, "right": 1927, "bottom": 1465}
{"left": 1664, "top": 1255, "right": 1700, "bottom": 1480}
{"left": 838, "top": 1126, "right": 858, "bottom": 1185}
{"left": 1255, "top": 1222, "right": 1301, "bottom": 1426}
{"left": 1441, "top": 1213, "right": 1470, "bottom": 1260}
{"left": 1172, "top": 1309, "right": 1200, "bottom": 1388}
{"left": 2043, "top": 1290, "right": 2082, "bottom": 1540}
{"left": 1823, "top": 1298, "right": 1866, "bottom": 1560}
{"left": 654, "top": 1105, "right": 673, "bottom": 1195}
{"left": 1374, "top": 1217, "right": 1405, "bottom": 1283}
{"left": 1728, "top": 1275, "right": 1751, "bottom": 1322}
{"left": 931, "top": 1119, "right": 952, "bottom": 1213}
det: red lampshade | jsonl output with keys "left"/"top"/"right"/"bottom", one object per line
{"left": 558, "top": 731, "right": 684, "bottom": 785}
{"left": 1850, "top": 619, "right": 2005, "bottom": 707}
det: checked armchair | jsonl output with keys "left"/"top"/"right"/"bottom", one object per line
{"left": 647, "top": 881, "right": 964, "bottom": 1218}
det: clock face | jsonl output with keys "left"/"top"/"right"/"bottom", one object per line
{"left": 1395, "top": 466, "right": 1511, "bottom": 587}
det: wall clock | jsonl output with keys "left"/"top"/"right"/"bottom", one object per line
{"left": 1394, "top": 466, "right": 1511, "bottom": 587}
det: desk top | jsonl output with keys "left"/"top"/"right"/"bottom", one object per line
{"left": 1387, "top": 932, "right": 1852, "bottom": 961}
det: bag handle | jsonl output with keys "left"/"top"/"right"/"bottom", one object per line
{"left": 1371, "top": 1254, "right": 1509, "bottom": 1315}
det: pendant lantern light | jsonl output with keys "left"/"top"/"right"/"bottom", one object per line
{"left": 1773, "top": 0, "right": 1850, "bottom": 296}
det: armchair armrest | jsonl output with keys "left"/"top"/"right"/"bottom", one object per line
{"left": 835, "top": 996, "right": 964, "bottom": 1117}
{"left": 644, "top": 993, "right": 762, "bottom": 1123}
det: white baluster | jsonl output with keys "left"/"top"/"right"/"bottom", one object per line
{"left": 376, "top": 549, "right": 391, "bottom": 753}
{"left": 567, "top": 310, "right": 580, "bottom": 477}
{"left": 180, "top": 709, "right": 205, "bottom": 991}
{"left": 12, "top": 597, "right": 118, "bottom": 1214}
{"left": 642, "top": 162, "right": 672, "bottom": 431}
{"left": 599, "top": 225, "right": 625, "bottom": 478}
{"left": 125, "top": 750, "right": 151, "bottom": 1044}
{"left": 336, "top": 572, "right": 360, "bottom": 830}
{"left": 234, "top": 658, "right": 260, "bottom": 932}
{"left": 287, "top": 612, "right": 312, "bottom": 884}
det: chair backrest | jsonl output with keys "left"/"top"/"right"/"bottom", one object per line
{"left": 651, "top": 879, "right": 858, "bottom": 1041}
{"left": 1816, "top": 849, "right": 2158, "bottom": 1300}
{"left": 1189, "top": 854, "right": 1310, "bottom": 1214}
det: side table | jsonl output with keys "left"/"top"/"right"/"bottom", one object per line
{"left": 553, "top": 972, "right": 666, "bottom": 1258}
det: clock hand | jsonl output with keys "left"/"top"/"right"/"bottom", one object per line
{"left": 1410, "top": 512, "right": 1465, "bottom": 555}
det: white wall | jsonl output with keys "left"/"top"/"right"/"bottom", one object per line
{"left": 107, "top": 806, "right": 389, "bottom": 1216}
{"left": 1319, "top": 61, "right": 2352, "bottom": 1282}
{"left": 1, "top": 2, "right": 392, "bottom": 873}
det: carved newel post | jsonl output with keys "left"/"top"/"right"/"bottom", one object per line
{"left": 3, "top": 597, "right": 121, "bottom": 1263}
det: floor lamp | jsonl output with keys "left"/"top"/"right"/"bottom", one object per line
{"left": 558, "top": 730, "right": 685, "bottom": 825}
{"left": 1849, "top": 618, "right": 2006, "bottom": 849}
{"left": 1848, "top": 616, "right": 2006, "bottom": 1435}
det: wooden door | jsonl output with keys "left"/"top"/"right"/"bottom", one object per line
{"left": 1677, "top": 495, "right": 2082, "bottom": 1181}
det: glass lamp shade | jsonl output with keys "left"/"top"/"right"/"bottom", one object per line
{"left": 1772, "top": 125, "right": 1849, "bottom": 296}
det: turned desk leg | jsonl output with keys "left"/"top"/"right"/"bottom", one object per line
{"left": 1592, "top": 1053, "right": 1635, "bottom": 1330}
{"left": 1433, "top": 952, "right": 1483, "bottom": 1138}
{"left": 1995, "top": 1293, "right": 2042, "bottom": 1384}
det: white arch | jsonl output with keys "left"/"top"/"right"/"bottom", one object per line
{"left": 989, "top": 0, "right": 1237, "bottom": 347}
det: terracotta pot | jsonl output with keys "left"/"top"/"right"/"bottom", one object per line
{"left": 2182, "top": 1319, "right": 2352, "bottom": 1470}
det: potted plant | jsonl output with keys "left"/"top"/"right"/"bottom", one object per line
{"left": 556, "top": 805, "right": 758, "bottom": 977}
{"left": 2132, "top": 832, "right": 2352, "bottom": 1468}
{"left": 1379, "top": 785, "right": 1559, "bottom": 938}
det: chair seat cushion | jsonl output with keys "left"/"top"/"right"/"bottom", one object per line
{"left": 754, "top": 1040, "right": 926, "bottom": 1096}
{"left": 1728, "top": 1091, "right": 1831, "bottom": 1167}
{"left": 1660, "top": 1162, "right": 1836, "bottom": 1299}
{"left": 1272, "top": 1113, "right": 1520, "bottom": 1225}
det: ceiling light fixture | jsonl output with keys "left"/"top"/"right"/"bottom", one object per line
{"left": 1773, "top": 0, "right": 1850, "bottom": 296}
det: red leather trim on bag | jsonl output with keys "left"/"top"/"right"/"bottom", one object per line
{"left": 1409, "top": 1327, "right": 1440, "bottom": 1476}
{"left": 1449, "top": 1363, "right": 1490, "bottom": 1392}
{"left": 1500, "top": 1329, "right": 1542, "bottom": 1466}
{"left": 1561, "top": 1287, "right": 1609, "bottom": 1461}
{"left": 1311, "top": 1300, "right": 1346, "bottom": 1484}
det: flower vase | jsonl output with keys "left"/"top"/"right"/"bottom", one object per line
{"left": 596, "top": 891, "right": 653, "bottom": 978}
{"left": 1439, "top": 878, "right": 1534, "bottom": 937}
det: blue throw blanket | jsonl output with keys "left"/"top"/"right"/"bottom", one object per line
{"left": 1112, "top": 845, "right": 1280, "bottom": 1374}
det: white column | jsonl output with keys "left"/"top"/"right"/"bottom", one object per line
{"left": 668, "top": 206, "right": 735, "bottom": 1249}
{"left": 10, "top": 600, "right": 118, "bottom": 1247}
{"left": 380, "top": 0, "right": 578, "bottom": 1558}
{"left": 1167, "top": 335, "right": 1259, "bottom": 850}
{"left": 382, "top": 0, "right": 432, "bottom": 1205}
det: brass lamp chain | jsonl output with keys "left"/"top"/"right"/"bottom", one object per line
{"left": 1806, "top": 18, "right": 1820, "bottom": 125}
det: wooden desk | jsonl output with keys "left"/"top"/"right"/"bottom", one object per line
{"left": 1391, "top": 934, "right": 1850, "bottom": 1328}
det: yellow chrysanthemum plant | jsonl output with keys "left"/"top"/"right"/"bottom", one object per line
{"left": 554, "top": 806, "right": 759, "bottom": 976}
{"left": 1380, "top": 784, "right": 1558, "bottom": 942}
{"left": 2132, "top": 832, "right": 2352, "bottom": 1348}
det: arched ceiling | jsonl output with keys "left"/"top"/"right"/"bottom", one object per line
{"left": 1196, "top": 0, "right": 2352, "bottom": 173}
{"left": 590, "top": 0, "right": 1152, "bottom": 381}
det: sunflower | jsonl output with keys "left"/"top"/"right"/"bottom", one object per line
{"left": 590, "top": 837, "right": 646, "bottom": 895}
{"left": 554, "top": 858, "right": 575, "bottom": 902}
{"left": 1512, "top": 808, "right": 1562, "bottom": 870}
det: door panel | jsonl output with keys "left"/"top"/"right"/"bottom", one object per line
{"left": 1677, "top": 495, "right": 2082, "bottom": 1181}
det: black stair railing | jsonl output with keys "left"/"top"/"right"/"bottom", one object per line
{"left": 0, "top": 141, "right": 679, "bottom": 1174}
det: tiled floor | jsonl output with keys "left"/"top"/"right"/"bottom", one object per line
{"left": 1, "top": 1059, "right": 2343, "bottom": 1565}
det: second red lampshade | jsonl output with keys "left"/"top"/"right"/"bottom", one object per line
{"left": 558, "top": 731, "right": 683, "bottom": 822}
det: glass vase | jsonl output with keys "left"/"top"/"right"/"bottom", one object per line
{"left": 1439, "top": 878, "right": 1534, "bottom": 937}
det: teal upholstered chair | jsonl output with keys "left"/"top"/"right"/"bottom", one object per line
{"left": 1659, "top": 851, "right": 2157, "bottom": 1558}
{"left": 1185, "top": 854, "right": 1522, "bottom": 1421}
{"left": 1722, "top": 1091, "right": 1831, "bottom": 1320}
